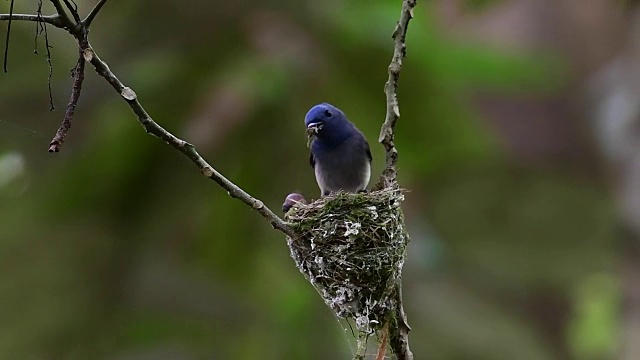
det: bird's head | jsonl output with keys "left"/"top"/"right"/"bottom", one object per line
{"left": 304, "top": 103, "right": 352, "bottom": 145}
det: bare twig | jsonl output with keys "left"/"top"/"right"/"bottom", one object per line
{"left": 42, "top": 22, "right": 56, "bottom": 110}
{"left": 377, "top": 0, "right": 417, "bottom": 189}
{"left": 3, "top": 0, "right": 15, "bottom": 73}
{"left": 34, "top": 1, "right": 45, "bottom": 54}
{"left": 48, "top": 0, "right": 76, "bottom": 30}
{"left": 0, "top": 13, "right": 63, "bottom": 27}
{"left": 83, "top": 0, "right": 108, "bottom": 27}
{"left": 47, "top": 0, "right": 91, "bottom": 135}
{"left": 34, "top": 0, "right": 56, "bottom": 110}
{"left": 81, "top": 44, "right": 296, "bottom": 237}
{"left": 62, "top": 0, "right": 81, "bottom": 24}
{"left": 49, "top": 53, "right": 84, "bottom": 152}
{"left": 43, "top": 22, "right": 55, "bottom": 110}
{"left": 390, "top": 281, "right": 413, "bottom": 360}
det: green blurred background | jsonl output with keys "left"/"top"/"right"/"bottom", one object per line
{"left": 1, "top": 0, "right": 635, "bottom": 359}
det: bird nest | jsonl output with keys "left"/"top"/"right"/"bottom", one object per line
{"left": 285, "top": 187, "right": 409, "bottom": 335}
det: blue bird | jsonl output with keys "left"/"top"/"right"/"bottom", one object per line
{"left": 305, "top": 103, "right": 372, "bottom": 196}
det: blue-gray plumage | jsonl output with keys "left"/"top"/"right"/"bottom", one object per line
{"left": 305, "top": 103, "right": 372, "bottom": 196}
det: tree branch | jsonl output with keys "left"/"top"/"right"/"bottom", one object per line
{"left": 3, "top": 0, "right": 15, "bottom": 73}
{"left": 376, "top": 1, "right": 417, "bottom": 359}
{"left": 390, "top": 281, "right": 413, "bottom": 360}
{"left": 61, "top": 0, "right": 81, "bottom": 24}
{"left": 83, "top": 0, "right": 107, "bottom": 27}
{"left": 377, "top": 0, "right": 417, "bottom": 189}
{"left": 0, "top": 6, "right": 295, "bottom": 239}
{"left": 49, "top": 52, "right": 84, "bottom": 152}
{"left": 79, "top": 45, "right": 296, "bottom": 238}
{"left": 48, "top": 0, "right": 76, "bottom": 30}
{"left": 0, "top": 13, "right": 61, "bottom": 27}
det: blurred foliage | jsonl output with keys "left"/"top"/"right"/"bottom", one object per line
{"left": 0, "top": 0, "right": 617, "bottom": 359}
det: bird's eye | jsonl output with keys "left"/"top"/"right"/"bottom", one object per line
{"left": 324, "top": 110, "right": 332, "bottom": 118}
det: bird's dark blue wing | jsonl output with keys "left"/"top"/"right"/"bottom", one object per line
{"left": 309, "top": 151, "right": 316, "bottom": 168}
{"left": 365, "top": 141, "right": 372, "bottom": 163}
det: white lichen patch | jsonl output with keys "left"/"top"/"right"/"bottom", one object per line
{"left": 344, "top": 221, "right": 361, "bottom": 237}
{"left": 284, "top": 187, "right": 409, "bottom": 335}
{"left": 366, "top": 206, "right": 379, "bottom": 220}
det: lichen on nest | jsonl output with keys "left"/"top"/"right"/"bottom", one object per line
{"left": 285, "top": 187, "right": 409, "bottom": 335}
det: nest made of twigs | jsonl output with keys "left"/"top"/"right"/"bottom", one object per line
{"left": 285, "top": 187, "right": 409, "bottom": 335}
